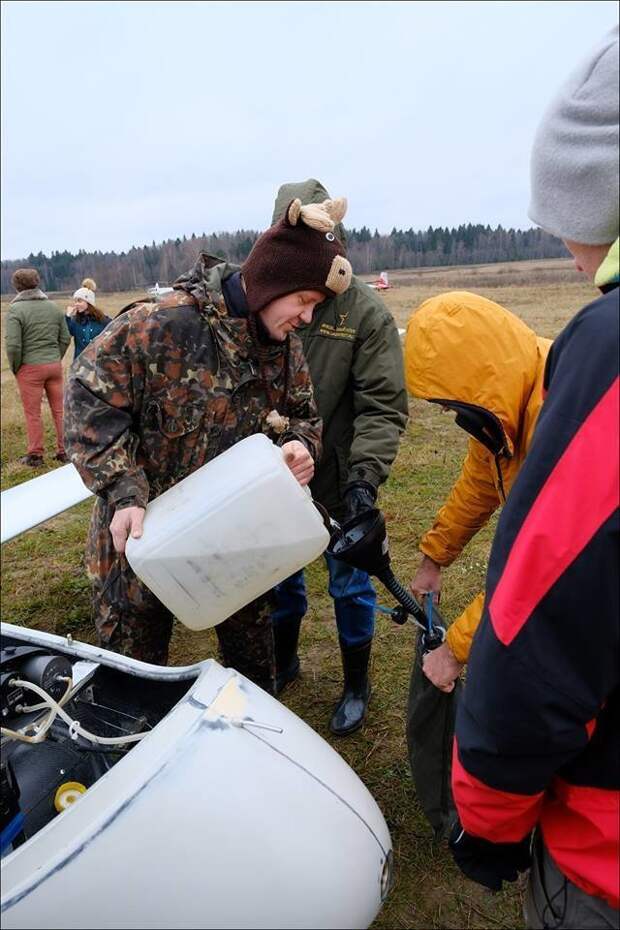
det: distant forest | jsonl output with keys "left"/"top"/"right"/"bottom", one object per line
{"left": 1, "top": 224, "right": 568, "bottom": 294}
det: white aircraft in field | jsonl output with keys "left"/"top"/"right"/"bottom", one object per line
{"left": 147, "top": 281, "right": 174, "bottom": 297}
{"left": 0, "top": 463, "right": 393, "bottom": 929}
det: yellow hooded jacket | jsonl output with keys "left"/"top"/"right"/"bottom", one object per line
{"left": 405, "top": 291, "right": 551, "bottom": 663}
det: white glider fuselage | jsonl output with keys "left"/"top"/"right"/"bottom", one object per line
{"left": 0, "top": 465, "right": 393, "bottom": 929}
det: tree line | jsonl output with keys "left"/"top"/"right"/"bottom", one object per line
{"left": 1, "top": 224, "right": 568, "bottom": 294}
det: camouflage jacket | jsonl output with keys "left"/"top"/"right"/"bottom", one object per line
{"left": 64, "top": 288, "right": 322, "bottom": 509}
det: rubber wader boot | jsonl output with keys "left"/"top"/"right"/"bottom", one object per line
{"left": 19, "top": 454, "right": 44, "bottom": 468}
{"left": 274, "top": 616, "right": 302, "bottom": 695}
{"left": 329, "top": 637, "right": 372, "bottom": 736}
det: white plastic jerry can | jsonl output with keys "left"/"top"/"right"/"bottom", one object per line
{"left": 126, "top": 434, "right": 329, "bottom": 630}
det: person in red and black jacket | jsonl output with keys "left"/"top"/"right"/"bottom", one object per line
{"left": 450, "top": 26, "right": 619, "bottom": 930}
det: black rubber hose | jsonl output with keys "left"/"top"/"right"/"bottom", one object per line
{"left": 378, "top": 568, "right": 447, "bottom": 634}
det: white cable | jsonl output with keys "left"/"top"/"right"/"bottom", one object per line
{"left": 12, "top": 678, "right": 148, "bottom": 746}
{"left": 17, "top": 661, "right": 98, "bottom": 713}
{"left": 4, "top": 679, "right": 148, "bottom": 747}
{"left": 1, "top": 677, "right": 73, "bottom": 745}
{"left": 16, "top": 675, "right": 75, "bottom": 713}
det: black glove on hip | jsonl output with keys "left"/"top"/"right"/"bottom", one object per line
{"left": 449, "top": 818, "right": 532, "bottom": 892}
{"left": 343, "top": 481, "right": 377, "bottom": 520}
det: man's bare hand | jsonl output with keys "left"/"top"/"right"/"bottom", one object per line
{"left": 422, "top": 641, "right": 464, "bottom": 693}
{"left": 282, "top": 440, "right": 314, "bottom": 487}
{"left": 110, "top": 506, "right": 145, "bottom": 554}
{"left": 411, "top": 555, "right": 442, "bottom": 603}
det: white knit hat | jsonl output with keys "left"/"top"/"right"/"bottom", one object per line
{"left": 528, "top": 25, "right": 619, "bottom": 245}
{"left": 73, "top": 277, "right": 97, "bottom": 306}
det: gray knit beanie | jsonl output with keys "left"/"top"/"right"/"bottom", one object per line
{"left": 529, "top": 25, "right": 619, "bottom": 245}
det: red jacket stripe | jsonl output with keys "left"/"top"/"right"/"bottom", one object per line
{"left": 489, "top": 377, "right": 619, "bottom": 646}
{"left": 452, "top": 742, "right": 544, "bottom": 842}
{"left": 541, "top": 779, "right": 620, "bottom": 909}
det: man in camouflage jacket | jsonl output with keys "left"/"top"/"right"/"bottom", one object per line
{"left": 270, "top": 180, "right": 409, "bottom": 736}
{"left": 65, "top": 198, "right": 352, "bottom": 691}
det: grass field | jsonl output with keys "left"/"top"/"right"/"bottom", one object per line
{"left": 1, "top": 260, "right": 596, "bottom": 928}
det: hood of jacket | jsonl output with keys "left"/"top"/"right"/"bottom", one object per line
{"left": 271, "top": 178, "right": 347, "bottom": 247}
{"left": 405, "top": 291, "right": 551, "bottom": 456}
{"left": 172, "top": 252, "right": 240, "bottom": 307}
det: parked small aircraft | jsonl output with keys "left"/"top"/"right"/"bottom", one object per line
{"left": 368, "top": 271, "right": 391, "bottom": 290}
{"left": 146, "top": 281, "right": 174, "bottom": 297}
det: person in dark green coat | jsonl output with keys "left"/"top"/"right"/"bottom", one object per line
{"left": 271, "top": 179, "right": 409, "bottom": 735}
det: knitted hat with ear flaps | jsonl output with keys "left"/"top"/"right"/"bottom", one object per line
{"left": 241, "top": 198, "right": 353, "bottom": 313}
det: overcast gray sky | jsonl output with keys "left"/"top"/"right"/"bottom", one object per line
{"left": 1, "top": 0, "right": 617, "bottom": 259}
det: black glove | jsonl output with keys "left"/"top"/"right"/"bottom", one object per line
{"left": 343, "top": 481, "right": 377, "bottom": 520}
{"left": 449, "top": 818, "right": 532, "bottom": 891}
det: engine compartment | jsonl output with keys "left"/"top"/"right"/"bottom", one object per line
{"left": 1, "top": 638, "right": 196, "bottom": 856}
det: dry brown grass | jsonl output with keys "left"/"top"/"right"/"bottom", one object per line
{"left": 1, "top": 260, "right": 598, "bottom": 928}
{"left": 371, "top": 258, "right": 593, "bottom": 339}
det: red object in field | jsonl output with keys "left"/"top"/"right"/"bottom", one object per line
{"left": 372, "top": 272, "right": 390, "bottom": 290}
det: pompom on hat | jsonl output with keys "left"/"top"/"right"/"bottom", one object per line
{"left": 528, "top": 25, "right": 619, "bottom": 245}
{"left": 242, "top": 198, "right": 353, "bottom": 313}
{"left": 73, "top": 278, "right": 97, "bottom": 307}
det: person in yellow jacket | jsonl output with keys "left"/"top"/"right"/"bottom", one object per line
{"left": 405, "top": 290, "right": 551, "bottom": 691}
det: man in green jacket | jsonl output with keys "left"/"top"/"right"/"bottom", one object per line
{"left": 5, "top": 268, "right": 71, "bottom": 466}
{"left": 271, "top": 179, "right": 409, "bottom": 735}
